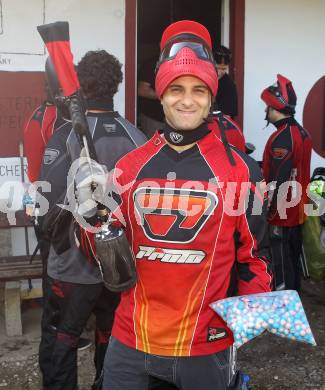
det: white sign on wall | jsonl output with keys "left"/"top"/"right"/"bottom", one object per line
{"left": 0, "top": 157, "right": 28, "bottom": 186}
{"left": 0, "top": 158, "right": 28, "bottom": 234}
{"left": 0, "top": 157, "right": 28, "bottom": 217}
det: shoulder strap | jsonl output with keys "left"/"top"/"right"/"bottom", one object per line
{"left": 114, "top": 116, "right": 147, "bottom": 146}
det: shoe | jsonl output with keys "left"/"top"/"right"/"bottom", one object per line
{"left": 78, "top": 337, "right": 92, "bottom": 351}
{"left": 91, "top": 371, "right": 103, "bottom": 390}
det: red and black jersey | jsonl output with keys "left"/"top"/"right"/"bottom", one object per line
{"left": 109, "top": 128, "right": 272, "bottom": 357}
{"left": 24, "top": 102, "right": 65, "bottom": 182}
{"left": 262, "top": 117, "right": 312, "bottom": 226}
{"left": 209, "top": 111, "right": 246, "bottom": 152}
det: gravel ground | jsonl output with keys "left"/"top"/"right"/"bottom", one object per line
{"left": 0, "top": 351, "right": 94, "bottom": 389}
{"left": 0, "top": 279, "right": 324, "bottom": 389}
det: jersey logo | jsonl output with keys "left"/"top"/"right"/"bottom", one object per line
{"left": 169, "top": 132, "right": 184, "bottom": 144}
{"left": 207, "top": 327, "right": 228, "bottom": 342}
{"left": 133, "top": 187, "right": 218, "bottom": 243}
{"left": 103, "top": 124, "right": 117, "bottom": 134}
{"left": 136, "top": 246, "right": 206, "bottom": 264}
{"left": 272, "top": 147, "right": 288, "bottom": 159}
{"left": 43, "top": 148, "right": 59, "bottom": 165}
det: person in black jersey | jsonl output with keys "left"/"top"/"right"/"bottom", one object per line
{"left": 213, "top": 45, "right": 238, "bottom": 118}
{"left": 138, "top": 57, "right": 165, "bottom": 138}
{"left": 38, "top": 50, "right": 147, "bottom": 390}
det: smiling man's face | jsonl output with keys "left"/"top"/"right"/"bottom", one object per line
{"left": 161, "top": 76, "right": 211, "bottom": 131}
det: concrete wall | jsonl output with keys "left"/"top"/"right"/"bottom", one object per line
{"left": 244, "top": 0, "right": 325, "bottom": 171}
{"left": 0, "top": 0, "right": 126, "bottom": 114}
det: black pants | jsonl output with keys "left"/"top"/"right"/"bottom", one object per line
{"left": 269, "top": 225, "right": 302, "bottom": 291}
{"left": 39, "top": 276, "right": 120, "bottom": 390}
{"left": 33, "top": 224, "right": 51, "bottom": 293}
{"left": 103, "top": 337, "right": 234, "bottom": 390}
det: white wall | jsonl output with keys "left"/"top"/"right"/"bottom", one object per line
{"left": 221, "top": 0, "right": 230, "bottom": 47}
{"left": 244, "top": 0, "right": 325, "bottom": 171}
{"left": 0, "top": 0, "right": 126, "bottom": 114}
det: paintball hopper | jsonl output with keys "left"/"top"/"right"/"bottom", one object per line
{"left": 37, "top": 22, "right": 89, "bottom": 142}
{"left": 45, "top": 56, "right": 61, "bottom": 102}
{"left": 95, "top": 225, "right": 137, "bottom": 292}
{"left": 45, "top": 57, "right": 70, "bottom": 119}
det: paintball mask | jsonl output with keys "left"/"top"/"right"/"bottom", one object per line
{"left": 155, "top": 20, "right": 218, "bottom": 98}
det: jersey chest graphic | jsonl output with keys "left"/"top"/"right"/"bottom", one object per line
{"left": 133, "top": 186, "right": 218, "bottom": 243}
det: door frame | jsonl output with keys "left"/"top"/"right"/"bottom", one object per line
{"left": 125, "top": 0, "right": 245, "bottom": 127}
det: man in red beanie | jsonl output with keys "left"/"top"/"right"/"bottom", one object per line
{"left": 261, "top": 74, "right": 312, "bottom": 291}
{"left": 78, "top": 20, "right": 272, "bottom": 390}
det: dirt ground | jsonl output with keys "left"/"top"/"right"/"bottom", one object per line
{"left": 238, "top": 279, "right": 325, "bottom": 390}
{"left": 0, "top": 278, "right": 324, "bottom": 390}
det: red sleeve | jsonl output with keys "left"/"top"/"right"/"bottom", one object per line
{"left": 24, "top": 104, "right": 58, "bottom": 182}
{"left": 24, "top": 105, "right": 46, "bottom": 182}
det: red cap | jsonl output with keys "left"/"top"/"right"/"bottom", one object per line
{"left": 160, "top": 20, "right": 212, "bottom": 50}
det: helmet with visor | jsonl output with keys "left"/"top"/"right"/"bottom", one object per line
{"left": 155, "top": 20, "right": 218, "bottom": 98}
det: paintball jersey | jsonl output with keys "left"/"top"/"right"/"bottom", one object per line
{"left": 38, "top": 110, "right": 147, "bottom": 284}
{"left": 24, "top": 102, "right": 65, "bottom": 182}
{"left": 209, "top": 111, "right": 246, "bottom": 152}
{"left": 262, "top": 117, "right": 312, "bottom": 227}
{"left": 110, "top": 126, "right": 272, "bottom": 356}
